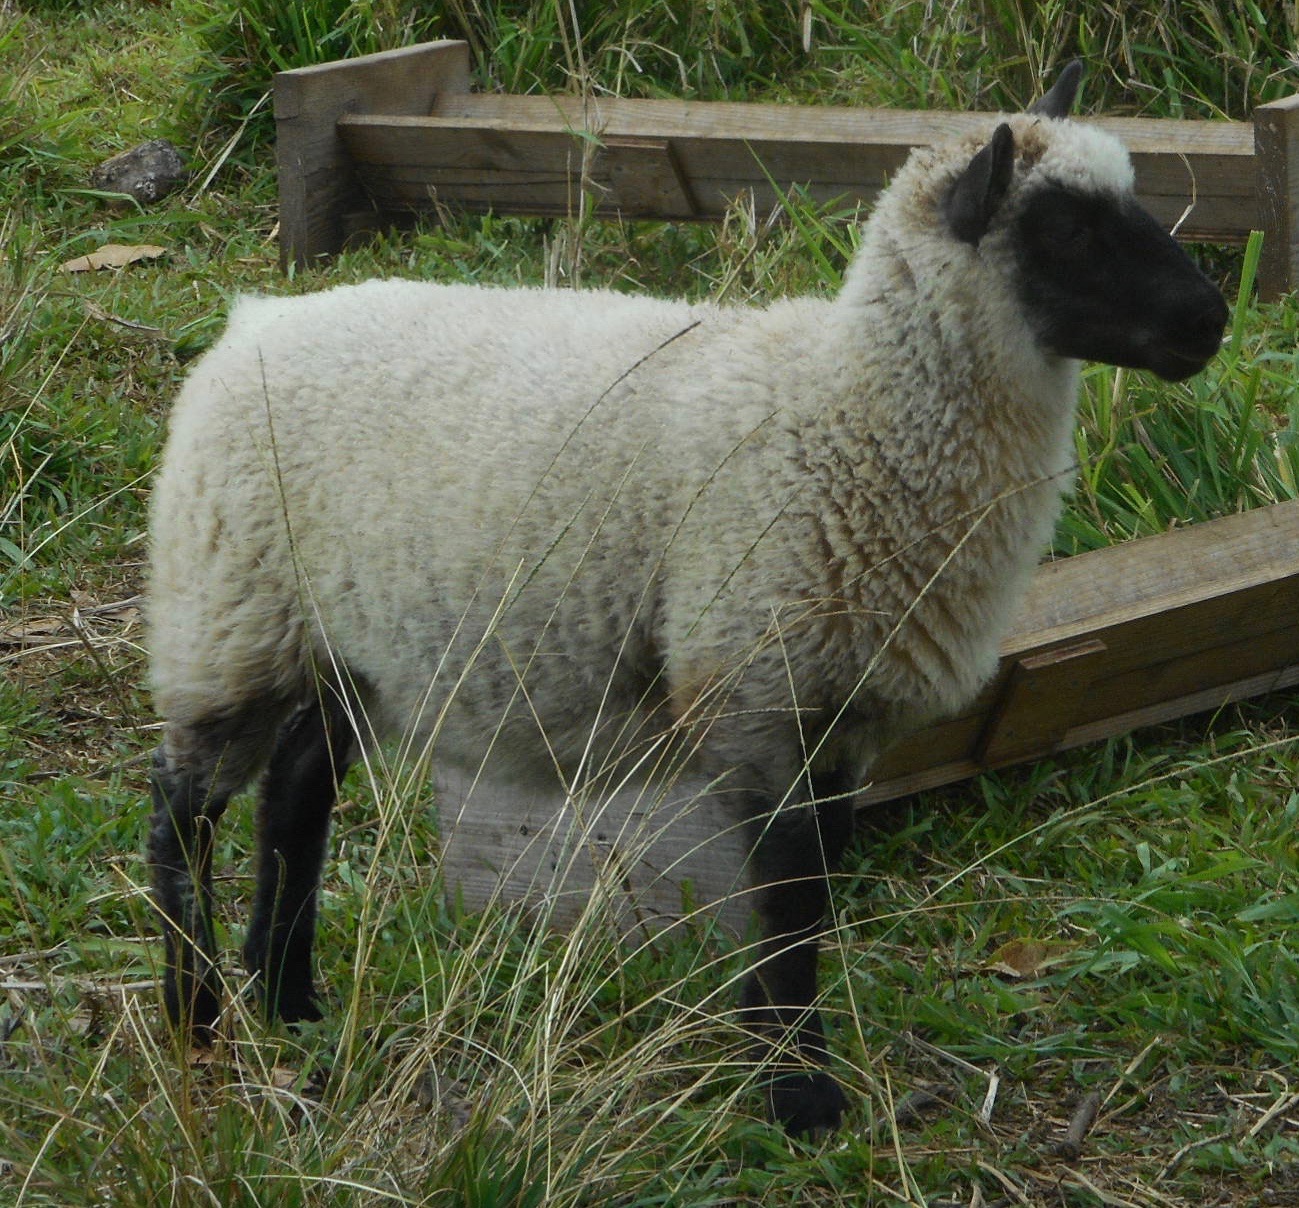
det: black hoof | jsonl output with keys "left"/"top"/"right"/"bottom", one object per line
{"left": 245, "top": 946, "right": 324, "bottom": 1026}
{"left": 165, "top": 978, "right": 223, "bottom": 1046}
{"left": 276, "top": 992, "right": 324, "bottom": 1026}
{"left": 769, "top": 1069, "right": 847, "bottom": 1137}
{"left": 254, "top": 975, "right": 324, "bottom": 1026}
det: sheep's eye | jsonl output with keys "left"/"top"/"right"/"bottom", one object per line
{"left": 1038, "top": 211, "right": 1091, "bottom": 256}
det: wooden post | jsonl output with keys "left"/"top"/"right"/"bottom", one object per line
{"left": 1254, "top": 94, "right": 1299, "bottom": 300}
{"left": 274, "top": 41, "right": 471, "bottom": 270}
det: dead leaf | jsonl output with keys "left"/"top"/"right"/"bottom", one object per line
{"left": 1, "top": 597, "right": 140, "bottom": 647}
{"left": 0, "top": 615, "right": 66, "bottom": 646}
{"left": 60, "top": 243, "right": 167, "bottom": 272}
{"left": 984, "top": 938, "right": 1074, "bottom": 979}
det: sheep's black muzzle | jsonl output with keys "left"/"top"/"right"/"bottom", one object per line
{"left": 1013, "top": 184, "right": 1230, "bottom": 382}
{"left": 1142, "top": 294, "right": 1230, "bottom": 381}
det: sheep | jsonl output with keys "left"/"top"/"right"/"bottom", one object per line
{"left": 146, "top": 60, "right": 1228, "bottom": 1135}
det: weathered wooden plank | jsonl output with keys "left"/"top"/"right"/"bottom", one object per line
{"left": 863, "top": 663, "right": 1299, "bottom": 804}
{"left": 975, "top": 639, "right": 1108, "bottom": 765}
{"left": 280, "top": 43, "right": 1278, "bottom": 267}
{"left": 337, "top": 99, "right": 1257, "bottom": 238}
{"left": 280, "top": 43, "right": 1299, "bottom": 281}
{"left": 347, "top": 165, "right": 888, "bottom": 220}
{"left": 337, "top": 116, "right": 911, "bottom": 187}
{"left": 1014, "top": 507, "right": 1299, "bottom": 642}
{"left": 428, "top": 92, "right": 1254, "bottom": 158}
{"left": 339, "top": 114, "right": 1258, "bottom": 202}
{"left": 436, "top": 766, "right": 757, "bottom": 938}
{"left": 863, "top": 500, "right": 1299, "bottom": 802}
{"left": 893, "top": 512, "right": 1299, "bottom": 755}
{"left": 275, "top": 41, "right": 471, "bottom": 269}
{"left": 1256, "top": 94, "right": 1299, "bottom": 299}
{"left": 597, "top": 138, "right": 696, "bottom": 215}
{"left": 347, "top": 161, "right": 1255, "bottom": 240}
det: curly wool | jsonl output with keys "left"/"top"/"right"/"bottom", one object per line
{"left": 148, "top": 113, "right": 1133, "bottom": 801}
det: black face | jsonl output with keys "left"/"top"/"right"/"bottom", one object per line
{"left": 1012, "top": 185, "right": 1229, "bottom": 381}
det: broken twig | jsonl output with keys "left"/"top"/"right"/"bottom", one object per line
{"left": 1055, "top": 1090, "right": 1102, "bottom": 1160}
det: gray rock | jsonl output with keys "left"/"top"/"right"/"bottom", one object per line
{"left": 90, "top": 139, "right": 187, "bottom": 205}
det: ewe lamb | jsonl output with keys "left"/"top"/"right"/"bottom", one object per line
{"left": 147, "top": 62, "right": 1227, "bottom": 1134}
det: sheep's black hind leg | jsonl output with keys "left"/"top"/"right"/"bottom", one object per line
{"left": 243, "top": 690, "right": 355, "bottom": 1025}
{"left": 740, "top": 770, "right": 855, "bottom": 1137}
{"left": 150, "top": 717, "right": 271, "bottom": 1042}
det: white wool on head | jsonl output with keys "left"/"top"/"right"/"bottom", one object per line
{"left": 1011, "top": 115, "right": 1136, "bottom": 196}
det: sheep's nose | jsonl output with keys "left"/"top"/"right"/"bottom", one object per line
{"left": 1185, "top": 295, "right": 1229, "bottom": 356}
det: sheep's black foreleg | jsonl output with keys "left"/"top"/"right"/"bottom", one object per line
{"left": 741, "top": 771, "right": 855, "bottom": 1136}
{"left": 243, "top": 692, "right": 354, "bottom": 1025}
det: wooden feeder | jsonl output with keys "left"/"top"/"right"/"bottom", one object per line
{"left": 275, "top": 40, "right": 1299, "bottom": 295}
{"left": 273, "top": 43, "right": 1299, "bottom": 935}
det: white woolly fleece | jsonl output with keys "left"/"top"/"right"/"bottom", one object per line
{"left": 1026, "top": 116, "right": 1135, "bottom": 195}
{"left": 148, "top": 110, "right": 1138, "bottom": 805}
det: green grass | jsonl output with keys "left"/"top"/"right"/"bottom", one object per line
{"left": 5, "top": 2, "right": 1299, "bottom": 1205}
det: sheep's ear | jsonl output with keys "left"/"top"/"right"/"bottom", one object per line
{"left": 942, "top": 123, "right": 1015, "bottom": 247}
{"left": 1027, "top": 59, "right": 1084, "bottom": 118}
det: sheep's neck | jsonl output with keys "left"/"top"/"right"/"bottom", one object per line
{"left": 806, "top": 286, "right": 1080, "bottom": 717}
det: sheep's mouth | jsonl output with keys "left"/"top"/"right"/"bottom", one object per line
{"left": 1144, "top": 338, "right": 1224, "bottom": 382}
{"left": 1043, "top": 318, "right": 1225, "bottom": 383}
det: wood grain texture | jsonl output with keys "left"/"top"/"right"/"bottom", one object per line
{"left": 436, "top": 767, "right": 757, "bottom": 939}
{"left": 275, "top": 41, "right": 470, "bottom": 268}
{"left": 336, "top": 99, "right": 1256, "bottom": 240}
{"left": 974, "top": 639, "right": 1108, "bottom": 766}
{"left": 278, "top": 41, "right": 1293, "bottom": 281}
{"left": 1255, "top": 95, "right": 1299, "bottom": 299}
{"left": 864, "top": 500, "right": 1299, "bottom": 802}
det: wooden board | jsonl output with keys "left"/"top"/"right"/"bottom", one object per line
{"left": 274, "top": 40, "right": 471, "bottom": 270}
{"left": 864, "top": 500, "right": 1299, "bottom": 802}
{"left": 436, "top": 501, "right": 1299, "bottom": 931}
{"left": 276, "top": 42, "right": 1299, "bottom": 292}
{"left": 336, "top": 94, "right": 1256, "bottom": 241}
{"left": 437, "top": 767, "right": 757, "bottom": 939}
